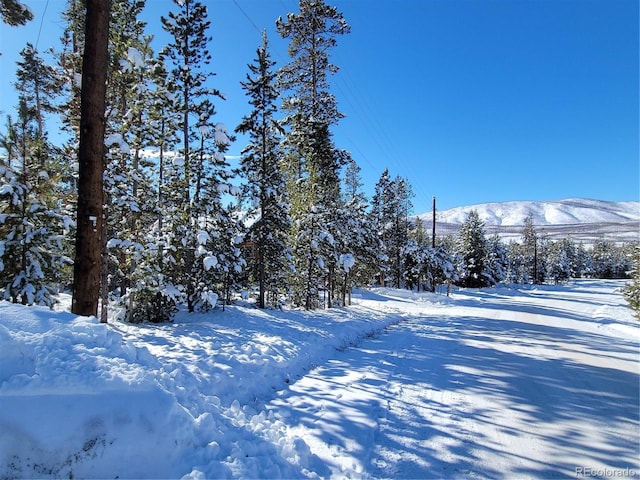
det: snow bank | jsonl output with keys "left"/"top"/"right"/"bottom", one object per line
{"left": 0, "top": 295, "right": 400, "bottom": 479}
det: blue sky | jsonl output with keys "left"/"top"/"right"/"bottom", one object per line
{"left": 1, "top": 0, "right": 638, "bottom": 213}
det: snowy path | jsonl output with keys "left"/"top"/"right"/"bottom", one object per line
{"left": 267, "top": 282, "right": 640, "bottom": 478}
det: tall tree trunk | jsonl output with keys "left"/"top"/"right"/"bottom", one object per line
{"left": 72, "top": 0, "right": 110, "bottom": 318}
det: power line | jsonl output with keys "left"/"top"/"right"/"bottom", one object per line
{"left": 230, "top": 1, "right": 431, "bottom": 210}
{"left": 35, "top": 0, "right": 51, "bottom": 51}
{"left": 231, "top": 0, "right": 263, "bottom": 37}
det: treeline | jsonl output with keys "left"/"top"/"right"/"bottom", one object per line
{"left": 1, "top": 0, "right": 637, "bottom": 321}
{"left": 1, "top": 0, "right": 356, "bottom": 319}
{"left": 400, "top": 211, "right": 636, "bottom": 292}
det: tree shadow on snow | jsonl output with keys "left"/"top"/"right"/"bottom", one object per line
{"left": 268, "top": 309, "right": 639, "bottom": 479}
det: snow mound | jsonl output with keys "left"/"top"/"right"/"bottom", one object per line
{"left": 0, "top": 296, "right": 402, "bottom": 479}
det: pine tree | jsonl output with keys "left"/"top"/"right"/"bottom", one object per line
{"left": 335, "top": 158, "right": 377, "bottom": 304}
{"left": 1, "top": 0, "right": 33, "bottom": 26}
{"left": 15, "top": 43, "right": 62, "bottom": 137}
{"left": 484, "top": 234, "right": 507, "bottom": 285}
{"left": 160, "top": 0, "right": 231, "bottom": 312}
{"left": 277, "top": 0, "right": 350, "bottom": 309}
{"left": 521, "top": 214, "right": 541, "bottom": 284}
{"left": 402, "top": 217, "right": 429, "bottom": 291}
{"left": 456, "top": 210, "right": 489, "bottom": 288}
{"left": 236, "top": 33, "right": 291, "bottom": 308}
{"left": 141, "top": 57, "right": 183, "bottom": 317}
{"left": 371, "top": 170, "right": 412, "bottom": 288}
{"left": 15, "top": 42, "right": 71, "bottom": 290}
{"left": 371, "top": 169, "right": 391, "bottom": 286}
{"left": 99, "top": 0, "right": 177, "bottom": 322}
{"left": 623, "top": 244, "right": 640, "bottom": 319}
{"left": 57, "top": 0, "right": 85, "bottom": 138}
{"left": 185, "top": 123, "right": 241, "bottom": 311}
{"left": 574, "top": 242, "right": 594, "bottom": 278}
{"left": 590, "top": 240, "right": 631, "bottom": 279}
{"left": 428, "top": 242, "right": 458, "bottom": 293}
{"left": 0, "top": 90, "right": 70, "bottom": 305}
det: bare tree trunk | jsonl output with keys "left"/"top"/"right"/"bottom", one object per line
{"left": 72, "top": 0, "right": 110, "bottom": 318}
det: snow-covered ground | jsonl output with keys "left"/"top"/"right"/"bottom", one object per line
{"left": 1, "top": 280, "right": 638, "bottom": 479}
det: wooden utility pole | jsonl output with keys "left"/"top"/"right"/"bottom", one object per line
{"left": 71, "top": 0, "right": 111, "bottom": 318}
{"left": 431, "top": 196, "right": 436, "bottom": 292}
{"left": 432, "top": 196, "right": 436, "bottom": 249}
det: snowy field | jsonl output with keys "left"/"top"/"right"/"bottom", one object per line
{"left": 0, "top": 280, "right": 638, "bottom": 479}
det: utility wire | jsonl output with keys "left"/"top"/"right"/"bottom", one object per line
{"left": 232, "top": 1, "right": 431, "bottom": 210}
{"left": 35, "top": 0, "right": 51, "bottom": 51}
{"left": 232, "top": 0, "right": 263, "bottom": 37}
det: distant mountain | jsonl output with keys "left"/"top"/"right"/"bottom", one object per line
{"left": 417, "top": 198, "right": 639, "bottom": 244}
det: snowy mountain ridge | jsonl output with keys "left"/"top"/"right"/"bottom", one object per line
{"left": 418, "top": 198, "right": 639, "bottom": 226}
{"left": 417, "top": 198, "right": 639, "bottom": 243}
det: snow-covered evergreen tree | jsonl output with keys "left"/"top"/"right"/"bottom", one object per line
{"left": 14, "top": 43, "right": 62, "bottom": 137}
{"left": 521, "top": 214, "right": 542, "bottom": 284}
{"left": 186, "top": 124, "right": 242, "bottom": 311}
{"left": 335, "top": 158, "right": 377, "bottom": 304}
{"left": 236, "top": 33, "right": 291, "bottom": 309}
{"left": 160, "top": 0, "right": 234, "bottom": 312}
{"left": 277, "top": 0, "right": 350, "bottom": 309}
{"left": 623, "top": 244, "right": 640, "bottom": 319}
{"left": 590, "top": 240, "right": 631, "bottom": 279}
{"left": 371, "top": 170, "right": 412, "bottom": 288}
{"left": 102, "top": 1, "right": 163, "bottom": 322}
{"left": 483, "top": 234, "right": 508, "bottom": 286}
{"left": 431, "top": 243, "right": 458, "bottom": 293}
{"left": 0, "top": 94, "right": 71, "bottom": 306}
{"left": 0, "top": 0, "right": 33, "bottom": 26}
{"left": 574, "top": 242, "right": 594, "bottom": 278}
{"left": 456, "top": 210, "right": 490, "bottom": 288}
{"left": 371, "top": 169, "right": 391, "bottom": 286}
{"left": 545, "top": 238, "right": 577, "bottom": 283}
{"left": 402, "top": 218, "right": 430, "bottom": 291}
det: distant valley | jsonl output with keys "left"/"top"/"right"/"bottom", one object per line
{"left": 417, "top": 198, "right": 639, "bottom": 244}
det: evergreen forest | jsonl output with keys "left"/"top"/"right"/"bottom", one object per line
{"left": 1, "top": 0, "right": 638, "bottom": 321}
